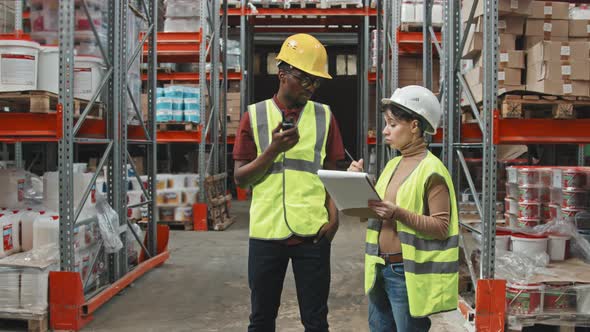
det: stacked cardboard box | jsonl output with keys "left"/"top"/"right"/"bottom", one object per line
{"left": 524, "top": 1, "right": 570, "bottom": 49}
{"left": 524, "top": 2, "right": 590, "bottom": 96}
{"left": 461, "top": 1, "right": 590, "bottom": 101}
{"left": 461, "top": 0, "right": 532, "bottom": 103}
{"left": 526, "top": 41, "right": 590, "bottom": 96}
{"left": 569, "top": 5, "right": 590, "bottom": 42}
{"left": 226, "top": 82, "right": 241, "bottom": 136}
{"left": 398, "top": 56, "right": 440, "bottom": 92}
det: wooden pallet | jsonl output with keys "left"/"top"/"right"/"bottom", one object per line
{"left": 500, "top": 94, "right": 590, "bottom": 119}
{"left": 157, "top": 121, "right": 199, "bottom": 131}
{"left": 0, "top": 310, "right": 48, "bottom": 332}
{"left": 205, "top": 173, "right": 235, "bottom": 231}
{"left": 0, "top": 90, "right": 104, "bottom": 119}
{"left": 400, "top": 22, "right": 443, "bottom": 32}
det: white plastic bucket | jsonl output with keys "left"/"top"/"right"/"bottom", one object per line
{"left": 37, "top": 46, "right": 58, "bottom": 94}
{"left": 74, "top": 55, "right": 104, "bottom": 101}
{"left": 496, "top": 230, "right": 512, "bottom": 252}
{"left": 0, "top": 40, "right": 40, "bottom": 92}
{"left": 506, "top": 282, "right": 544, "bottom": 315}
{"left": 577, "top": 285, "right": 590, "bottom": 314}
{"left": 548, "top": 235, "right": 570, "bottom": 261}
{"left": 511, "top": 233, "right": 548, "bottom": 257}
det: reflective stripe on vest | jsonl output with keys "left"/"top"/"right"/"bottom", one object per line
{"left": 364, "top": 151, "right": 459, "bottom": 317}
{"left": 248, "top": 99, "right": 330, "bottom": 240}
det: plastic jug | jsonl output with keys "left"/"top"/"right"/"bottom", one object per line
{"left": 0, "top": 213, "right": 21, "bottom": 258}
{"left": 19, "top": 209, "right": 43, "bottom": 252}
{"left": 32, "top": 215, "right": 59, "bottom": 249}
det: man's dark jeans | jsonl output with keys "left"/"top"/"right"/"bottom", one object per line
{"left": 248, "top": 237, "right": 331, "bottom": 332}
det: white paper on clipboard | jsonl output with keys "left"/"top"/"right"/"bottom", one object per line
{"left": 317, "top": 170, "right": 381, "bottom": 218}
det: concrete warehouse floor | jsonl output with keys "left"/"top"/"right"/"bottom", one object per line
{"left": 1, "top": 201, "right": 468, "bottom": 332}
{"left": 84, "top": 201, "right": 468, "bottom": 332}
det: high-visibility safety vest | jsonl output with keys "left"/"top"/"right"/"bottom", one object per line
{"left": 248, "top": 99, "right": 331, "bottom": 240}
{"left": 364, "top": 151, "right": 459, "bottom": 317}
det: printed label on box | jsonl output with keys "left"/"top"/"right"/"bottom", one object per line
{"left": 563, "top": 84, "right": 573, "bottom": 94}
{"left": 17, "top": 179, "right": 24, "bottom": 202}
{"left": 543, "top": 23, "right": 553, "bottom": 32}
{"left": 561, "top": 46, "right": 571, "bottom": 56}
{"left": 544, "top": 6, "right": 552, "bottom": 15}
{"left": 553, "top": 170, "right": 562, "bottom": 188}
{"left": 3, "top": 224, "right": 13, "bottom": 251}
{"left": 510, "top": 0, "right": 518, "bottom": 9}
{"left": 498, "top": 20, "right": 507, "bottom": 29}
{"left": 500, "top": 53, "right": 509, "bottom": 62}
{"left": 508, "top": 169, "right": 517, "bottom": 184}
{"left": 587, "top": 24, "right": 590, "bottom": 33}
{"left": 561, "top": 65, "right": 571, "bottom": 75}
{"left": 498, "top": 71, "right": 506, "bottom": 81}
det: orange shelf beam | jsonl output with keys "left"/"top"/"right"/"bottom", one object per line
{"left": 397, "top": 29, "right": 441, "bottom": 55}
{"left": 368, "top": 113, "right": 590, "bottom": 145}
{"left": 492, "top": 110, "right": 590, "bottom": 144}
{"left": 141, "top": 71, "right": 242, "bottom": 82}
{"left": 151, "top": 124, "right": 203, "bottom": 143}
{"left": 368, "top": 72, "right": 376, "bottom": 82}
{"left": 0, "top": 113, "right": 107, "bottom": 142}
{"left": 142, "top": 31, "right": 202, "bottom": 63}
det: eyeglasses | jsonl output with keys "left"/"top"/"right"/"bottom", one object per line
{"left": 287, "top": 69, "right": 322, "bottom": 89}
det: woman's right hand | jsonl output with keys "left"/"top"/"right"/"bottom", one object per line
{"left": 347, "top": 159, "right": 364, "bottom": 172}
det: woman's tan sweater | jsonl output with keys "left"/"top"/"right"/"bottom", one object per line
{"left": 379, "top": 137, "right": 451, "bottom": 254}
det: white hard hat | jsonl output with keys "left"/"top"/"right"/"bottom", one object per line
{"left": 381, "top": 85, "right": 442, "bottom": 135}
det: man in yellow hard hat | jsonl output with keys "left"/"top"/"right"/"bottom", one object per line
{"left": 233, "top": 33, "right": 345, "bottom": 331}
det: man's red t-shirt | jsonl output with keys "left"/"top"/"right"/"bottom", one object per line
{"left": 233, "top": 95, "right": 345, "bottom": 162}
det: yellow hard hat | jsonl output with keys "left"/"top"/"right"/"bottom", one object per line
{"left": 276, "top": 33, "right": 332, "bottom": 79}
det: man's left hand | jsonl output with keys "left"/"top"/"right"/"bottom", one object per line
{"left": 315, "top": 221, "right": 338, "bottom": 244}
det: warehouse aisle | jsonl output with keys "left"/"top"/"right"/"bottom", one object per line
{"left": 81, "top": 201, "right": 466, "bottom": 332}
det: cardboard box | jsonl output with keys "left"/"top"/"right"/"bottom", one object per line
{"left": 461, "top": 83, "right": 525, "bottom": 105}
{"left": 527, "top": 60, "right": 590, "bottom": 82}
{"left": 524, "top": 36, "right": 568, "bottom": 49}
{"left": 525, "top": 19, "right": 568, "bottom": 37}
{"left": 530, "top": 1, "right": 570, "bottom": 20}
{"left": 462, "top": 0, "right": 533, "bottom": 20}
{"left": 526, "top": 80, "right": 590, "bottom": 96}
{"left": 464, "top": 32, "right": 516, "bottom": 58}
{"left": 131, "top": 156, "right": 145, "bottom": 175}
{"left": 466, "top": 65, "right": 522, "bottom": 86}
{"left": 499, "top": 50, "right": 526, "bottom": 69}
{"left": 527, "top": 41, "right": 590, "bottom": 61}
{"left": 476, "top": 16, "right": 525, "bottom": 35}
{"left": 569, "top": 20, "right": 590, "bottom": 37}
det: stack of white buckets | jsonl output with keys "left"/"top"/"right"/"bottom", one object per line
{"left": 0, "top": 39, "right": 104, "bottom": 98}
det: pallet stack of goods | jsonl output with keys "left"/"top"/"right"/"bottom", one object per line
{"left": 525, "top": 2, "right": 590, "bottom": 97}
{"left": 461, "top": 0, "right": 531, "bottom": 103}
{"left": 0, "top": 165, "right": 143, "bottom": 323}
{"left": 164, "top": 0, "right": 201, "bottom": 32}
{"left": 400, "top": 0, "right": 443, "bottom": 30}
{"left": 491, "top": 165, "right": 590, "bottom": 319}
{"left": 226, "top": 82, "right": 241, "bottom": 137}
{"left": 156, "top": 86, "right": 201, "bottom": 125}
{"left": 0, "top": 0, "right": 106, "bottom": 119}
{"left": 462, "top": 1, "right": 590, "bottom": 112}
{"left": 155, "top": 173, "right": 200, "bottom": 230}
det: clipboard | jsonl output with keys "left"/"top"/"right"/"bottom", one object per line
{"left": 317, "top": 170, "right": 381, "bottom": 219}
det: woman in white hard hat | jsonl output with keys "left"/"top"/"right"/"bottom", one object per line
{"left": 348, "top": 85, "right": 459, "bottom": 332}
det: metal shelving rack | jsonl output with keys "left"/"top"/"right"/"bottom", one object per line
{"left": 410, "top": 0, "right": 590, "bottom": 329}
{"left": 0, "top": 0, "right": 168, "bottom": 330}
